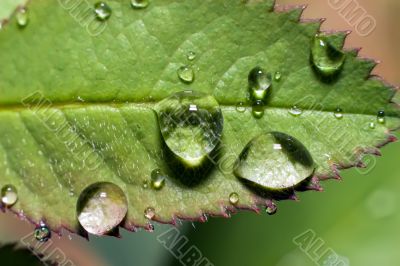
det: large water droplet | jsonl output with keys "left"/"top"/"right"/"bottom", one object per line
{"left": 34, "top": 223, "right": 51, "bottom": 242}
{"left": 334, "top": 107, "right": 343, "bottom": 119}
{"left": 144, "top": 207, "right": 155, "bottom": 220}
{"left": 155, "top": 91, "right": 223, "bottom": 167}
{"left": 131, "top": 0, "right": 149, "bottom": 9}
{"left": 151, "top": 169, "right": 166, "bottom": 190}
{"left": 311, "top": 34, "right": 345, "bottom": 76}
{"left": 234, "top": 132, "right": 314, "bottom": 190}
{"left": 77, "top": 182, "right": 128, "bottom": 235}
{"left": 177, "top": 66, "right": 195, "bottom": 84}
{"left": 94, "top": 2, "right": 112, "bottom": 21}
{"left": 229, "top": 192, "right": 239, "bottom": 205}
{"left": 1, "top": 184, "right": 18, "bottom": 207}
{"left": 16, "top": 7, "right": 29, "bottom": 28}
{"left": 248, "top": 66, "right": 272, "bottom": 102}
{"left": 377, "top": 110, "right": 386, "bottom": 124}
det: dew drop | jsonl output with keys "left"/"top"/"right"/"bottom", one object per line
{"left": 131, "top": 0, "right": 149, "bottom": 9}
{"left": 187, "top": 51, "right": 196, "bottom": 61}
{"left": 229, "top": 192, "right": 239, "bottom": 205}
{"left": 150, "top": 169, "right": 166, "bottom": 190}
{"left": 94, "top": 2, "right": 112, "bottom": 21}
{"left": 334, "top": 107, "right": 343, "bottom": 119}
{"left": 34, "top": 224, "right": 51, "bottom": 242}
{"left": 274, "top": 71, "right": 282, "bottom": 81}
{"left": 144, "top": 207, "right": 155, "bottom": 220}
{"left": 311, "top": 34, "right": 345, "bottom": 76}
{"left": 377, "top": 110, "right": 386, "bottom": 124}
{"left": 16, "top": 7, "right": 29, "bottom": 28}
{"left": 236, "top": 102, "right": 246, "bottom": 113}
{"left": 142, "top": 180, "right": 149, "bottom": 189}
{"left": 177, "top": 66, "right": 195, "bottom": 84}
{"left": 1, "top": 184, "right": 18, "bottom": 207}
{"left": 77, "top": 182, "right": 128, "bottom": 235}
{"left": 252, "top": 100, "right": 264, "bottom": 119}
{"left": 266, "top": 202, "right": 277, "bottom": 215}
{"left": 248, "top": 66, "right": 272, "bottom": 102}
{"left": 289, "top": 106, "right": 302, "bottom": 117}
{"left": 234, "top": 132, "right": 314, "bottom": 190}
{"left": 369, "top": 122, "right": 376, "bottom": 129}
{"left": 155, "top": 91, "right": 223, "bottom": 167}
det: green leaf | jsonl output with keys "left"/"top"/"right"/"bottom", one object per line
{"left": 0, "top": 0, "right": 398, "bottom": 235}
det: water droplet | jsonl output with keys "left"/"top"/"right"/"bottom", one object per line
{"left": 1, "top": 184, "right": 18, "bottom": 207}
{"left": 16, "top": 7, "right": 29, "bottom": 28}
{"left": 289, "top": 106, "right": 302, "bottom": 117}
{"left": 266, "top": 203, "right": 277, "bottom": 215}
{"left": 334, "top": 107, "right": 343, "bottom": 119}
{"left": 155, "top": 91, "right": 223, "bottom": 167}
{"left": 311, "top": 34, "right": 345, "bottom": 76}
{"left": 248, "top": 67, "right": 272, "bottom": 102}
{"left": 177, "top": 66, "right": 195, "bottom": 84}
{"left": 377, "top": 110, "right": 386, "bottom": 124}
{"left": 369, "top": 122, "right": 376, "bottom": 129}
{"left": 187, "top": 51, "right": 196, "bottom": 61}
{"left": 131, "top": 0, "right": 149, "bottom": 9}
{"left": 234, "top": 132, "right": 314, "bottom": 190}
{"left": 236, "top": 102, "right": 246, "bottom": 113}
{"left": 34, "top": 224, "right": 51, "bottom": 242}
{"left": 252, "top": 100, "right": 264, "bottom": 119}
{"left": 151, "top": 169, "right": 166, "bottom": 190}
{"left": 229, "top": 192, "right": 239, "bottom": 205}
{"left": 144, "top": 207, "right": 155, "bottom": 220}
{"left": 77, "top": 182, "right": 128, "bottom": 235}
{"left": 94, "top": 2, "right": 112, "bottom": 21}
{"left": 142, "top": 180, "right": 149, "bottom": 189}
{"left": 274, "top": 71, "right": 282, "bottom": 81}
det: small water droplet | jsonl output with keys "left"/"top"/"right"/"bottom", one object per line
{"left": 131, "top": 0, "right": 149, "bottom": 9}
{"left": 77, "top": 182, "right": 128, "bottom": 235}
{"left": 274, "top": 71, "right": 282, "bottom": 81}
{"left": 155, "top": 91, "right": 223, "bottom": 167}
{"left": 177, "top": 66, "right": 195, "bottom": 84}
{"left": 334, "top": 107, "right": 343, "bottom": 119}
{"left": 94, "top": 2, "right": 112, "bottom": 21}
{"left": 142, "top": 180, "right": 149, "bottom": 189}
{"left": 16, "top": 7, "right": 29, "bottom": 28}
{"left": 234, "top": 132, "right": 314, "bottom": 190}
{"left": 252, "top": 100, "right": 264, "bottom": 119}
{"left": 151, "top": 169, "right": 166, "bottom": 190}
{"left": 377, "top": 110, "right": 386, "bottom": 124}
{"left": 144, "top": 207, "right": 155, "bottom": 220}
{"left": 289, "top": 106, "right": 302, "bottom": 117}
{"left": 369, "top": 122, "right": 376, "bottom": 129}
{"left": 34, "top": 224, "right": 51, "bottom": 242}
{"left": 229, "top": 192, "right": 239, "bottom": 205}
{"left": 1, "top": 184, "right": 18, "bottom": 207}
{"left": 248, "top": 66, "right": 272, "bottom": 102}
{"left": 187, "top": 51, "right": 196, "bottom": 61}
{"left": 311, "top": 34, "right": 345, "bottom": 76}
{"left": 236, "top": 102, "right": 246, "bottom": 113}
{"left": 266, "top": 203, "right": 277, "bottom": 215}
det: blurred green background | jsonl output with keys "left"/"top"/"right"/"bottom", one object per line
{"left": 1, "top": 0, "right": 399, "bottom": 265}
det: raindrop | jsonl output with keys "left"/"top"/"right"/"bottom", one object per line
{"left": 274, "top": 71, "right": 282, "bottom": 81}
{"left": 94, "top": 2, "right": 112, "bottom": 21}
{"left": 236, "top": 102, "right": 246, "bottom": 113}
{"left": 144, "top": 207, "right": 155, "bottom": 220}
{"left": 289, "top": 106, "right": 302, "bottom": 117}
{"left": 150, "top": 169, "right": 166, "bottom": 190}
{"left": 16, "top": 7, "right": 29, "bottom": 28}
{"left": 311, "top": 34, "right": 345, "bottom": 76}
{"left": 177, "top": 66, "right": 195, "bottom": 84}
{"left": 187, "top": 51, "right": 196, "bottom": 61}
{"left": 229, "top": 192, "right": 239, "bottom": 205}
{"left": 1, "top": 184, "right": 18, "bottom": 207}
{"left": 377, "top": 110, "right": 386, "bottom": 124}
{"left": 77, "top": 182, "right": 128, "bottom": 235}
{"left": 334, "top": 107, "right": 343, "bottom": 119}
{"left": 234, "top": 132, "right": 314, "bottom": 190}
{"left": 34, "top": 223, "right": 51, "bottom": 242}
{"left": 154, "top": 91, "right": 223, "bottom": 167}
{"left": 248, "top": 66, "right": 272, "bottom": 102}
{"left": 131, "top": 0, "right": 149, "bottom": 9}
{"left": 252, "top": 100, "right": 264, "bottom": 119}
{"left": 369, "top": 122, "right": 376, "bottom": 129}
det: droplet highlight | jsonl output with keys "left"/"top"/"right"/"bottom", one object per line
{"left": 229, "top": 192, "right": 239, "bottom": 205}
{"left": 151, "top": 169, "right": 166, "bottom": 190}
{"left": 177, "top": 66, "right": 195, "bottom": 84}
{"left": 334, "top": 107, "right": 343, "bottom": 119}
{"left": 311, "top": 34, "right": 345, "bottom": 76}
{"left": 34, "top": 223, "right": 51, "bottom": 242}
{"left": 155, "top": 91, "right": 223, "bottom": 167}
{"left": 144, "top": 207, "right": 155, "bottom": 220}
{"left": 1, "top": 184, "right": 18, "bottom": 207}
{"left": 77, "top": 182, "right": 128, "bottom": 235}
{"left": 16, "top": 7, "right": 29, "bottom": 28}
{"left": 131, "top": 0, "right": 149, "bottom": 9}
{"left": 369, "top": 122, "right": 376, "bottom": 129}
{"left": 234, "top": 132, "right": 314, "bottom": 190}
{"left": 94, "top": 2, "right": 112, "bottom": 21}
